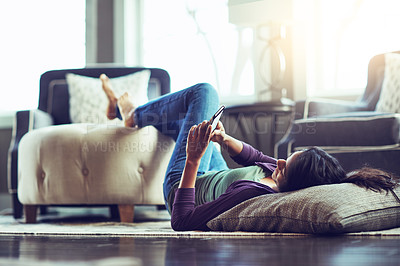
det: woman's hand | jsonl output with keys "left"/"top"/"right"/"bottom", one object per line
{"left": 210, "top": 121, "right": 226, "bottom": 145}
{"left": 186, "top": 120, "right": 212, "bottom": 163}
{"left": 179, "top": 121, "right": 211, "bottom": 189}
{"left": 211, "top": 120, "right": 243, "bottom": 157}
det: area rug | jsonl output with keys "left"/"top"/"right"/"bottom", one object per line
{"left": 1, "top": 207, "right": 400, "bottom": 238}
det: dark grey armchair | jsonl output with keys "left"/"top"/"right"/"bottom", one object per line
{"left": 276, "top": 51, "right": 400, "bottom": 175}
{"left": 8, "top": 67, "right": 171, "bottom": 219}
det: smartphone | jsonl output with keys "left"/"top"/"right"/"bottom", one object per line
{"left": 210, "top": 105, "right": 225, "bottom": 131}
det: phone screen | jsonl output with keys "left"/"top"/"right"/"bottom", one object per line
{"left": 210, "top": 105, "right": 225, "bottom": 131}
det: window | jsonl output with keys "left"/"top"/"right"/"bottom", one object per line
{"left": 140, "top": 0, "right": 400, "bottom": 101}
{"left": 306, "top": 0, "right": 400, "bottom": 97}
{"left": 0, "top": 0, "right": 85, "bottom": 111}
{"left": 142, "top": 0, "right": 254, "bottom": 103}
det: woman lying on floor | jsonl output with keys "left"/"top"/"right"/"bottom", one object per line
{"left": 100, "top": 75, "right": 398, "bottom": 231}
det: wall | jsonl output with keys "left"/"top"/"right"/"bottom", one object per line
{"left": 86, "top": 0, "right": 142, "bottom": 66}
{"left": 86, "top": 0, "right": 115, "bottom": 64}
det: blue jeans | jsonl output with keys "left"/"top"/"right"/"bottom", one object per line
{"left": 117, "top": 83, "right": 228, "bottom": 209}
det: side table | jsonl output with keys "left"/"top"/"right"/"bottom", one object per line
{"left": 220, "top": 100, "right": 294, "bottom": 168}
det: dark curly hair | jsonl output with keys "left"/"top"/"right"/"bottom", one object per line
{"left": 280, "top": 147, "right": 398, "bottom": 193}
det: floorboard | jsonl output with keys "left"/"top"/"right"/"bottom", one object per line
{"left": 1, "top": 235, "right": 400, "bottom": 265}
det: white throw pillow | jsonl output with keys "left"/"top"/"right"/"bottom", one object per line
{"left": 66, "top": 70, "right": 150, "bottom": 124}
{"left": 375, "top": 53, "right": 400, "bottom": 113}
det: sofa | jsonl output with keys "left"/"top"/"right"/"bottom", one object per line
{"left": 275, "top": 51, "right": 400, "bottom": 176}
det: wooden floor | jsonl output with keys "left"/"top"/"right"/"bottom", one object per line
{"left": 1, "top": 235, "right": 400, "bottom": 265}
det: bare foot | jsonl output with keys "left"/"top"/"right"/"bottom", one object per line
{"left": 100, "top": 74, "right": 118, "bottom": 120}
{"left": 117, "top": 92, "right": 136, "bottom": 127}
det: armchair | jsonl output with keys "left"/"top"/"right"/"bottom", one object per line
{"left": 276, "top": 51, "right": 400, "bottom": 175}
{"left": 8, "top": 67, "right": 175, "bottom": 222}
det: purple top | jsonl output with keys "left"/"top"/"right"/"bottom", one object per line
{"left": 171, "top": 142, "right": 278, "bottom": 231}
{"left": 231, "top": 142, "right": 277, "bottom": 173}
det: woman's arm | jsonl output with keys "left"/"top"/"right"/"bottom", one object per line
{"left": 172, "top": 120, "right": 276, "bottom": 231}
{"left": 211, "top": 121, "right": 276, "bottom": 166}
{"left": 179, "top": 120, "right": 212, "bottom": 189}
{"left": 210, "top": 121, "right": 243, "bottom": 157}
{"left": 171, "top": 180, "right": 275, "bottom": 231}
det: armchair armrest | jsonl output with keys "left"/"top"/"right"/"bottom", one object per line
{"left": 9, "top": 109, "right": 54, "bottom": 156}
{"left": 8, "top": 109, "right": 54, "bottom": 218}
{"left": 295, "top": 98, "right": 370, "bottom": 119}
{"left": 30, "top": 109, "right": 54, "bottom": 129}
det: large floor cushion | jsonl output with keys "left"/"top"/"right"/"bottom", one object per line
{"left": 207, "top": 183, "right": 400, "bottom": 234}
{"left": 18, "top": 124, "right": 175, "bottom": 205}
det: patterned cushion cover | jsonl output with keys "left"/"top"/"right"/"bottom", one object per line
{"left": 207, "top": 183, "right": 400, "bottom": 234}
{"left": 66, "top": 70, "right": 150, "bottom": 124}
